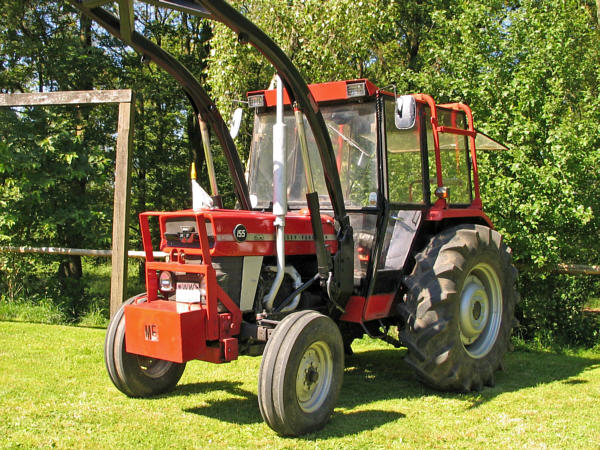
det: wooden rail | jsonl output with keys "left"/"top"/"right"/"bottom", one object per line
{"left": 0, "top": 90, "right": 133, "bottom": 106}
{"left": 0, "top": 246, "right": 166, "bottom": 259}
{"left": 555, "top": 264, "right": 600, "bottom": 276}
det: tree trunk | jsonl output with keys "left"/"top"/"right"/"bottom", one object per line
{"left": 60, "top": 256, "right": 83, "bottom": 280}
{"left": 61, "top": 13, "right": 94, "bottom": 286}
{"left": 58, "top": 11, "right": 94, "bottom": 303}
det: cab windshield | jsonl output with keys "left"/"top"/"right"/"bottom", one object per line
{"left": 247, "top": 102, "right": 378, "bottom": 210}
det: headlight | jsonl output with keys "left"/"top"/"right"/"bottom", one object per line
{"left": 159, "top": 271, "right": 174, "bottom": 292}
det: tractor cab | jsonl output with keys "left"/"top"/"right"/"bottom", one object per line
{"left": 245, "top": 79, "right": 500, "bottom": 303}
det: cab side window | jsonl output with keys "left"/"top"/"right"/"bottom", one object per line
{"left": 384, "top": 99, "right": 424, "bottom": 204}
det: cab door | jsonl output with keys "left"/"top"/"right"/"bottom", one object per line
{"left": 363, "top": 94, "right": 427, "bottom": 300}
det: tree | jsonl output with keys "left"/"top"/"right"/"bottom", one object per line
{"left": 0, "top": 0, "right": 598, "bottom": 342}
{"left": 390, "top": 0, "right": 600, "bottom": 344}
{"left": 0, "top": 2, "right": 216, "bottom": 317}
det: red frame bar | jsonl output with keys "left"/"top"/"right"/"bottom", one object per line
{"left": 437, "top": 126, "right": 476, "bottom": 137}
{"left": 440, "top": 102, "right": 481, "bottom": 202}
{"left": 139, "top": 211, "right": 242, "bottom": 342}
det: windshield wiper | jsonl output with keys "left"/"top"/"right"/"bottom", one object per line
{"left": 326, "top": 124, "right": 372, "bottom": 157}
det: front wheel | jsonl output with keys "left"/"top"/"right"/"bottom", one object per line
{"left": 258, "top": 310, "right": 344, "bottom": 436}
{"left": 400, "top": 224, "right": 519, "bottom": 391}
{"left": 105, "top": 294, "right": 186, "bottom": 397}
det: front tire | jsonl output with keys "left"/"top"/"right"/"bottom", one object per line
{"left": 105, "top": 295, "right": 186, "bottom": 397}
{"left": 258, "top": 310, "right": 344, "bottom": 436}
{"left": 400, "top": 224, "right": 519, "bottom": 391}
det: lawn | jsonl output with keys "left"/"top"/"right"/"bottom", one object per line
{"left": 1, "top": 321, "right": 599, "bottom": 449}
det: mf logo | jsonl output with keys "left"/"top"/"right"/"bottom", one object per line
{"left": 144, "top": 324, "right": 159, "bottom": 342}
{"left": 233, "top": 224, "right": 247, "bottom": 242}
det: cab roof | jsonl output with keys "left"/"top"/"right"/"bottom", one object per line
{"left": 247, "top": 79, "right": 379, "bottom": 107}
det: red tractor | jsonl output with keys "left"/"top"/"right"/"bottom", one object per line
{"left": 72, "top": 0, "right": 518, "bottom": 436}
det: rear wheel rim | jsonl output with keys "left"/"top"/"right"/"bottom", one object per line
{"left": 459, "top": 262, "right": 502, "bottom": 359}
{"left": 295, "top": 341, "right": 333, "bottom": 413}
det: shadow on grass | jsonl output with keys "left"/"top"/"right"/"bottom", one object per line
{"left": 306, "top": 409, "right": 406, "bottom": 439}
{"left": 342, "top": 347, "right": 600, "bottom": 410}
{"left": 169, "top": 346, "right": 599, "bottom": 436}
{"left": 176, "top": 380, "right": 261, "bottom": 425}
{"left": 177, "top": 380, "right": 406, "bottom": 435}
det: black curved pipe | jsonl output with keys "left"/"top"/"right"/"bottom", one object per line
{"left": 68, "top": 1, "right": 251, "bottom": 210}
{"left": 200, "top": 0, "right": 354, "bottom": 304}
{"left": 197, "top": 0, "right": 348, "bottom": 225}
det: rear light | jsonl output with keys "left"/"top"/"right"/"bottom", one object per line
{"left": 435, "top": 186, "right": 449, "bottom": 200}
{"left": 346, "top": 82, "right": 367, "bottom": 98}
{"left": 357, "top": 246, "right": 370, "bottom": 262}
{"left": 248, "top": 94, "right": 265, "bottom": 108}
{"left": 159, "top": 271, "right": 174, "bottom": 292}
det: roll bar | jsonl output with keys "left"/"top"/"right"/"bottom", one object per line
{"left": 68, "top": 0, "right": 348, "bottom": 226}
{"left": 68, "top": 1, "right": 250, "bottom": 209}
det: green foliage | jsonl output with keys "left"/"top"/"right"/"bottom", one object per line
{"left": 406, "top": 0, "right": 600, "bottom": 345}
{"left": 205, "top": 0, "right": 600, "bottom": 346}
{"left": 1, "top": 0, "right": 599, "bottom": 344}
{"left": 0, "top": 298, "right": 66, "bottom": 324}
{"left": 0, "top": 258, "right": 145, "bottom": 326}
{"left": 0, "top": 2, "right": 213, "bottom": 319}
{"left": 0, "top": 253, "right": 67, "bottom": 321}
{"left": 517, "top": 274, "right": 600, "bottom": 347}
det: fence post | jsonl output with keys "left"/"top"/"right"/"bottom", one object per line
{"left": 110, "top": 94, "right": 135, "bottom": 318}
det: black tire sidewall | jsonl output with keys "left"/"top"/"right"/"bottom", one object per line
{"left": 258, "top": 309, "right": 316, "bottom": 433}
{"left": 104, "top": 294, "right": 144, "bottom": 393}
{"left": 403, "top": 224, "right": 518, "bottom": 391}
{"left": 277, "top": 314, "right": 344, "bottom": 435}
{"left": 107, "top": 294, "right": 186, "bottom": 397}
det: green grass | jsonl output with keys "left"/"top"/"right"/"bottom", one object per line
{"left": 0, "top": 258, "right": 145, "bottom": 327}
{"left": 0, "top": 298, "right": 67, "bottom": 324}
{"left": 77, "top": 258, "right": 146, "bottom": 327}
{"left": 1, "top": 321, "right": 599, "bottom": 448}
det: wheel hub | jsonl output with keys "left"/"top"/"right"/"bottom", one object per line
{"left": 296, "top": 341, "right": 333, "bottom": 413}
{"left": 305, "top": 365, "right": 319, "bottom": 387}
{"left": 458, "top": 263, "right": 503, "bottom": 359}
{"left": 136, "top": 356, "right": 172, "bottom": 378}
{"left": 459, "top": 278, "right": 490, "bottom": 344}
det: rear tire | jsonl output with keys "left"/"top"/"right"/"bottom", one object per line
{"left": 400, "top": 224, "right": 518, "bottom": 391}
{"left": 105, "top": 295, "right": 186, "bottom": 397}
{"left": 258, "top": 310, "right": 344, "bottom": 436}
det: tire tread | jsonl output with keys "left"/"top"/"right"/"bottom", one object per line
{"left": 401, "top": 224, "right": 519, "bottom": 392}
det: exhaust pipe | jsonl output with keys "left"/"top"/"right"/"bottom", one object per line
{"left": 264, "top": 75, "right": 287, "bottom": 311}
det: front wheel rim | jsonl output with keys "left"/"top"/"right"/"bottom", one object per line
{"left": 459, "top": 262, "right": 503, "bottom": 359}
{"left": 136, "top": 356, "right": 172, "bottom": 378}
{"left": 296, "top": 341, "right": 333, "bottom": 413}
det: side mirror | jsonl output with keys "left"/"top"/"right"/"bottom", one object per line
{"left": 229, "top": 107, "right": 244, "bottom": 139}
{"left": 395, "top": 95, "right": 416, "bottom": 130}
